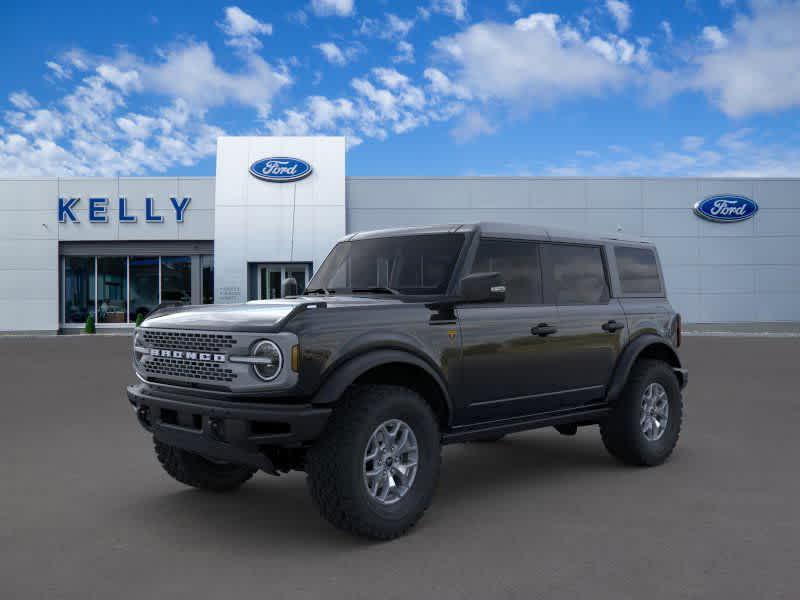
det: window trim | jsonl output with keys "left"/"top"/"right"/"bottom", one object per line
{"left": 464, "top": 236, "right": 546, "bottom": 307}
{"left": 540, "top": 241, "right": 613, "bottom": 307}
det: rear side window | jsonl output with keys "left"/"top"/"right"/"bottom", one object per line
{"left": 542, "top": 244, "right": 609, "bottom": 305}
{"left": 470, "top": 238, "right": 542, "bottom": 304}
{"left": 615, "top": 246, "right": 663, "bottom": 295}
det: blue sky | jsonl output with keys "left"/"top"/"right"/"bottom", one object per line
{"left": 1, "top": 0, "right": 798, "bottom": 177}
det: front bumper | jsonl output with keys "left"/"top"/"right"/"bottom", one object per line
{"left": 127, "top": 383, "right": 331, "bottom": 472}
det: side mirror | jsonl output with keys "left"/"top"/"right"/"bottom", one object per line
{"left": 459, "top": 272, "right": 506, "bottom": 303}
{"left": 281, "top": 277, "right": 299, "bottom": 297}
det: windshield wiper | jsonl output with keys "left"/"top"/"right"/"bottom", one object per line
{"left": 304, "top": 287, "right": 334, "bottom": 295}
{"left": 350, "top": 287, "right": 399, "bottom": 295}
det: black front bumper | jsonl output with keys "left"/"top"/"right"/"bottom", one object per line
{"left": 127, "top": 383, "right": 332, "bottom": 472}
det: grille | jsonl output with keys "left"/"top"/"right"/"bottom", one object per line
{"left": 142, "top": 329, "right": 237, "bottom": 353}
{"left": 144, "top": 356, "right": 238, "bottom": 383}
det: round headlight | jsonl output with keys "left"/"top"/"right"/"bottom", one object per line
{"left": 252, "top": 340, "right": 283, "bottom": 381}
{"left": 133, "top": 330, "right": 145, "bottom": 365}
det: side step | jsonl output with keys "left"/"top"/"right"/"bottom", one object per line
{"left": 441, "top": 405, "right": 608, "bottom": 445}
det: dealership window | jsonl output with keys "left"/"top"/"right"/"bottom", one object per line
{"left": 97, "top": 257, "right": 127, "bottom": 323}
{"left": 201, "top": 255, "right": 214, "bottom": 304}
{"left": 129, "top": 256, "right": 159, "bottom": 320}
{"left": 61, "top": 253, "right": 214, "bottom": 327}
{"left": 161, "top": 256, "right": 192, "bottom": 304}
{"left": 615, "top": 246, "right": 663, "bottom": 295}
{"left": 63, "top": 256, "right": 95, "bottom": 324}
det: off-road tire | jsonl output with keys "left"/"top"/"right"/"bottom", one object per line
{"left": 600, "top": 359, "right": 683, "bottom": 466}
{"left": 154, "top": 439, "right": 256, "bottom": 491}
{"left": 306, "top": 385, "right": 441, "bottom": 540}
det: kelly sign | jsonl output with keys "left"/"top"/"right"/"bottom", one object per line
{"left": 58, "top": 197, "right": 191, "bottom": 223}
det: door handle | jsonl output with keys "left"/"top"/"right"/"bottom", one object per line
{"left": 531, "top": 323, "right": 558, "bottom": 337}
{"left": 602, "top": 320, "right": 625, "bottom": 333}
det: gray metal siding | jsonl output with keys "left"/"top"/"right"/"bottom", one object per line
{"left": 346, "top": 177, "right": 800, "bottom": 324}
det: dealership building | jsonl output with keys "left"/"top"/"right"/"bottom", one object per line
{"left": 1, "top": 135, "right": 798, "bottom": 334}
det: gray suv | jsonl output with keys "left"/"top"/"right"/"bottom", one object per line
{"left": 127, "top": 222, "right": 687, "bottom": 539}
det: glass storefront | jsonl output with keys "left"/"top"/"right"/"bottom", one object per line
{"left": 97, "top": 257, "right": 127, "bottom": 324}
{"left": 161, "top": 256, "right": 192, "bottom": 305}
{"left": 129, "top": 256, "right": 159, "bottom": 321}
{"left": 60, "top": 254, "right": 213, "bottom": 327}
{"left": 64, "top": 256, "right": 95, "bottom": 324}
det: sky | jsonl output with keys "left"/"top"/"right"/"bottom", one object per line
{"left": 1, "top": 0, "right": 799, "bottom": 177}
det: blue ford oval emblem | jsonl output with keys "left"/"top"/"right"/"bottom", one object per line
{"left": 249, "top": 157, "right": 313, "bottom": 183}
{"left": 693, "top": 195, "right": 758, "bottom": 223}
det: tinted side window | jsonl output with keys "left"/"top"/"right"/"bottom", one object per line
{"left": 470, "top": 239, "right": 542, "bottom": 304}
{"left": 615, "top": 246, "right": 663, "bottom": 295}
{"left": 543, "top": 244, "right": 609, "bottom": 305}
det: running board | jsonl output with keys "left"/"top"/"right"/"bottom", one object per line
{"left": 441, "top": 405, "right": 609, "bottom": 444}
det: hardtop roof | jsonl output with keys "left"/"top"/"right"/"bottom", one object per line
{"left": 344, "top": 222, "right": 653, "bottom": 246}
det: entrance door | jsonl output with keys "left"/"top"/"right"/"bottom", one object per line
{"left": 257, "top": 263, "right": 311, "bottom": 299}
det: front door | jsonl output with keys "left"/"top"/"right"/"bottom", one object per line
{"left": 257, "top": 263, "right": 311, "bottom": 299}
{"left": 456, "top": 238, "right": 563, "bottom": 424}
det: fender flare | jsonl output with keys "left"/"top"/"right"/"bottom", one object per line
{"left": 311, "top": 349, "right": 454, "bottom": 425}
{"left": 605, "top": 334, "right": 683, "bottom": 404}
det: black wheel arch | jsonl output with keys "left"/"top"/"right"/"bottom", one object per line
{"left": 311, "top": 348, "right": 454, "bottom": 429}
{"left": 606, "top": 334, "right": 685, "bottom": 405}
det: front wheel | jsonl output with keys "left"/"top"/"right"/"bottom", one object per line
{"left": 600, "top": 359, "right": 683, "bottom": 466}
{"left": 306, "top": 385, "right": 441, "bottom": 540}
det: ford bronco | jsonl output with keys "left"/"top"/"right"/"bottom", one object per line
{"left": 127, "top": 222, "right": 687, "bottom": 539}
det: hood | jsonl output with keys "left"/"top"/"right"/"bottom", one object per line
{"left": 141, "top": 295, "right": 406, "bottom": 332}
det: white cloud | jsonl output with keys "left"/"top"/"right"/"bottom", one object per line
{"left": 546, "top": 128, "right": 800, "bottom": 177}
{"left": 720, "top": 0, "right": 736, "bottom": 7}
{"left": 606, "top": 0, "right": 632, "bottom": 33}
{"left": 0, "top": 35, "right": 289, "bottom": 175}
{"left": 691, "top": 1, "right": 800, "bottom": 116}
{"left": 393, "top": 41, "right": 415, "bottom": 63}
{"left": 314, "top": 42, "right": 363, "bottom": 66}
{"left": 45, "top": 61, "right": 71, "bottom": 80}
{"left": 681, "top": 135, "right": 705, "bottom": 152}
{"left": 660, "top": 20, "right": 673, "bottom": 43}
{"left": 310, "top": 0, "right": 354, "bottom": 17}
{"left": 701, "top": 25, "right": 728, "bottom": 49}
{"left": 386, "top": 14, "right": 414, "bottom": 38}
{"left": 9, "top": 91, "right": 38, "bottom": 111}
{"left": 266, "top": 66, "right": 463, "bottom": 145}
{"left": 430, "top": 0, "right": 468, "bottom": 21}
{"left": 423, "top": 67, "right": 472, "bottom": 100}
{"left": 218, "top": 6, "right": 272, "bottom": 51}
{"left": 507, "top": 1, "right": 522, "bottom": 16}
{"left": 451, "top": 110, "right": 496, "bottom": 142}
{"left": 432, "top": 13, "right": 638, "bottom": 107}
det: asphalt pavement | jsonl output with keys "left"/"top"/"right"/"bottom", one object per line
{"left": 1, "top": 334, "right": 798, "bottom": 599}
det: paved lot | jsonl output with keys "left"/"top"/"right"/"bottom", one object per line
{"left": 1, "top": 335, "right": 799, "bottom": 599}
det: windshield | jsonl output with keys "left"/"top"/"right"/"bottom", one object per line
{"left": 306, "top": 233, "right": 466, "bottom": 296}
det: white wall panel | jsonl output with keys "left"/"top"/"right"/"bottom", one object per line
{"left": 214, "top": 136, "right": 346, "bottom": 304}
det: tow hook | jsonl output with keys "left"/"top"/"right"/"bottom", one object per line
{"left": 208, "top": 417, "right": 224, "bottom": 441}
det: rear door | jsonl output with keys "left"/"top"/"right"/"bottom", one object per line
{"left": 541, "top": 243, "right": 627, "bottom": 409}
{"left": 456, "top": 238, "right": 562, "bottom": 423}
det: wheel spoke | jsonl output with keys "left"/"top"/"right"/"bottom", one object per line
{"left": 364, "top": 418, "right": 419, "bottom": 505}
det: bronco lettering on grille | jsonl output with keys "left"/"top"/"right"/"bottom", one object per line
{"left": 149, "top": 349, "right": 227, "bottom": 362}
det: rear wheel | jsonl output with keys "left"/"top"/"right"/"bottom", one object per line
{"left": 306, "top": 385, "right": 441, "bottom": 540}
{"left": 154, "top": 440, "right": 256, "bottom": 492}
{"left": 600, "top": 359, "right": 683, "bottom": 466}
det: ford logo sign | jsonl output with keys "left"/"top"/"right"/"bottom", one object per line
{"left": 693, "top": 195, "right": 758, "bottom": 223}
{"left": 249, "top": 157, "right": 312, "bottom": 183}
